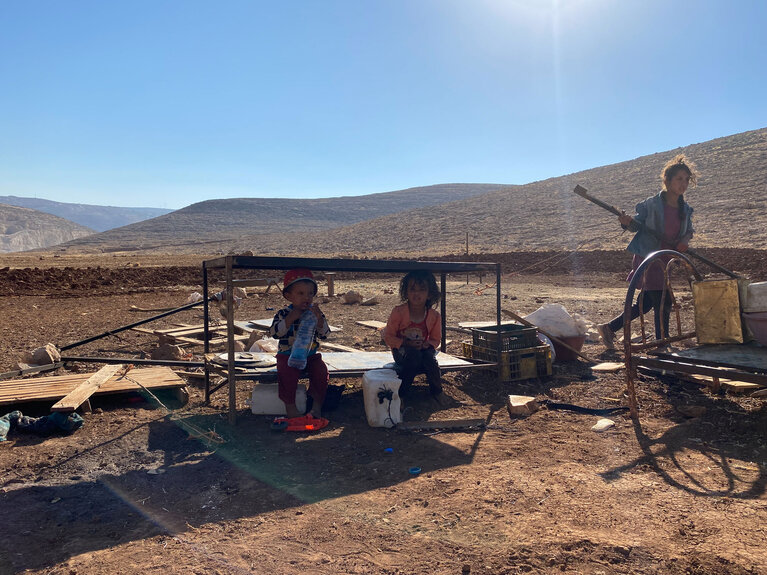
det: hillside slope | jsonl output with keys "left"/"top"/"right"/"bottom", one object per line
{"left": 0, "top": 204, "right": 94, "bottom": 253}
{"left": 55, "top": 184, "right": 508, "bottom": 251}
{"left": 54, "top": 128, "right": 767, "bottom": 256}
{"left": 0, "top": 196, "right": 172, "bottom": 232}
{"left": 224, "top": 127, "right": 767, "bottom": 257}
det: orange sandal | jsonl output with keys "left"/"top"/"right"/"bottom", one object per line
{"left": 271, "top": 414, "right": 329, "bottom": 432}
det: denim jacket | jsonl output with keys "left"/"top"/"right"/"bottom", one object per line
{"left": 625, "top": 192, "right": 694, "bottom": 257}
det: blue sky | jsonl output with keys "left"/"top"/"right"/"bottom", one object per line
{"left": 1, "top": 0, "right": 765, "bottom": 209}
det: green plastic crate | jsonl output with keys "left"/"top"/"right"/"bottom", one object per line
{"left": 462, "top": 341, "right": 552, "bottom": 382}
{"left": 471, "top": 323, "right": 540, "bottom": 352}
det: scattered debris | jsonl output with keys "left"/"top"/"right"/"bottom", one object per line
{"left": 22, "top": 343, "right": 61, "bottom": 366}
{"left": 247, "top": 333, "right": 279, "bottom": 353}
{"left": 151, "top": 344, "right": 187, "bottom": 361}
{"left": 356, "top": 320, "right": 386, "bottom": 330}
{"left": 591, "top": 362, "right": 624, "bottom": 372}
{"left": 343, "top": 291, "right": 363, "bottom": 304}
{"left": 361, "top": 296, "right": 379, "bottom": 306}
{"left": 51, "top": 364, "right": 124, "bottom": 413}
{"left": 591, "top": 418, "right": 615, "bottom": 432}
{"left": 1, "top": 410, "right": 84, "bottom": 441}
{"left": 506, "top": 395, "right": 539, "bottom": 417}
{"left": 186, "top": 291, "right": 204, "bottom": 304}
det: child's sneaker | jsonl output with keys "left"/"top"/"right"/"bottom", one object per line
{"left": 597, "top": 323, "right": 616, "bottom": 350}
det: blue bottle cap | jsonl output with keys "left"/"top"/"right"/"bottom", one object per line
{"left": 408, "top": 467, "right": 421, "bottom": 475}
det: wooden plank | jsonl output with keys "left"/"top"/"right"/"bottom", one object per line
{"left": 687, "top": 375, "right": 764, "bottom": 393}
{"left": 356, "top": 320, "right": 386, "bottom": 330}
{"left": 321, "top": 341, "right": 365, "bottom": 353}
{"left": 130, "top": 327, "right": 156, "bottom": 335}
{"left": 174, "top": 370, "right": 206, "bottom": 380}
{"left": 0, "top": 367, "right": 185, "bottom": 406}
{"left": 231, "top": 278, "right": 279, "bottom": 287}
{"left": 244, "top": 318, "right": 342, "bottom": 333}
{"left": 129, "top": 305, "right": 178, "bottom": 312}
{"left": 397, "top": 419, "right": 486, "bottom": 431}
{"left": 153, "top": 325, "right": 209, "bottom": 337}
{"left": 0, "top": 362, "right": 63, "bottom": 381}
{"left": 322, "top": 351, "right": 472, "bottom": 371}
{"left": 591, "top": 362, "right": 625, "bottom": 372}
{"left": 51, "top": 364, "right": 124, "bottom": 412}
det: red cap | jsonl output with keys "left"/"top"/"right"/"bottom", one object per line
{"left": 282, "top": 268, "right": 317, "bottom": 295}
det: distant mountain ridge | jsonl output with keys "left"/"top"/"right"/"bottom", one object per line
{"left": 0, "top": 203, "right": 94, "bottom": 253}
{"left": 52, "top": 184, "right": 509, "bottom": 251}
{"left": 0, "top": 196, "right": 172, "bottom": 232}
{"left": 51, "top": 127, "right": 767, "bottom": 257}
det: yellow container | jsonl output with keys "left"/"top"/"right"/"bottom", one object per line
{"left": 692, "top": 279, "right": 743, "bottom": 344}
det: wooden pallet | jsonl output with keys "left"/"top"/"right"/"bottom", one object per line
{"left": 0, "top": 366, "right": 186, "bottom": 407}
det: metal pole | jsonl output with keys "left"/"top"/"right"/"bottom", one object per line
{"left": 226, "top": 256, "right": 236, "bottom": 425}
{"left": 440, "top": 272, "right": 447, "bottom": 353}
{"left": 203, "top": 263, "right": 211, "bottom": 403}
{"left": 496, "top": 263, "right": 503, "bottom": 383}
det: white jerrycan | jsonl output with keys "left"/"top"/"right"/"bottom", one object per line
{"left": 248, "top": 383, "right": 307, "bottom": 415}
{"left": 362, "top": 369, "right": 402, "bottom": 428}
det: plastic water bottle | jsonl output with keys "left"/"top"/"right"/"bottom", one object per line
{"left": 288, "top": 309, "right": 317, "bottom": 370}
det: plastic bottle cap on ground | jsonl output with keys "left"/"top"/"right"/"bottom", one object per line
{"left": 408, "top": 467, "right": 421, "bottom": 475}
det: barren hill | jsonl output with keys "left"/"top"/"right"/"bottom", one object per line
{"left": 0, "top": 196, "right": 172, "bottom": 232}
{"left": 54, "top": 184, "right": 506, "bottom": 252}
{"left": 55, "top": 128, "right": 767, "bottom": 256}
{"left": 224, "top": 128, "right": 767, "bottom": 257}
{"left": 0, "top": 204, "right": 94, "bottom": 253}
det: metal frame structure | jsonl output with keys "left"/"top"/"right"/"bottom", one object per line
{"left": 623, "top": 250, "right": 767, "bottom": 419}
{"left": 201, "top": 255, "right": 503, "bottom": 424}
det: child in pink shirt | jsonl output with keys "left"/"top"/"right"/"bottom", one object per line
{"left": 383, "top": 270, "right": 445, "bottom": 405}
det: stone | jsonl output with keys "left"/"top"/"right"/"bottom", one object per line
{"left": 28, "top": 343, "right": 61, "bottom": 365}
{"left": 591, "top": 418, "right": 615, "bottom": 432}
{"left": 343, "top": 291, "right": 363, "bottom": 304}
{"left": 506, "top": 395, "right": 539, "bottom": 417}
{"left": 150, "top": 344, "right": 185, "bottom": 361}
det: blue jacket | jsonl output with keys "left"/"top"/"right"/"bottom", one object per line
{"left": 625, "top": 192, "right": 694, "bottom": 257}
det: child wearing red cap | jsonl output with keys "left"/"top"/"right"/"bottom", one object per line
{"left": 269, "top": 269, "right": 330, "bottom": 419}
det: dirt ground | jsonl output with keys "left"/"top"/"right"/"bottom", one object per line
{"left": 1, "top": 252, "right": 766, "bottom": 575}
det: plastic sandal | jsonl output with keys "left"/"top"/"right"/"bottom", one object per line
{"left": 287, "top": 414, "right": 329, "bottom": 432}
{"left": 270, "top": 418, "right": 289, "bottom": 431}
{"left": 271, "top": 414, "right": 329, "bottom": 432}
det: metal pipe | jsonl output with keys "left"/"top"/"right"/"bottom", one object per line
{"left": 59, "top": 296, "right": 216, "bottom": 352}
{"left": 61, "top": 356, "right": 206, "bottom": 367}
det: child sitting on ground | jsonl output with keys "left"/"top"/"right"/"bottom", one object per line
{"left": 269, "top": 269, "right": 330, "bottom": 419}
{"left": 383, "top": 270, "right": 446, "bottom": 406}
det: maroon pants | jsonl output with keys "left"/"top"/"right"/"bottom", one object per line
{"left": 276, "top": 353, "right": 329, "bottom": 407}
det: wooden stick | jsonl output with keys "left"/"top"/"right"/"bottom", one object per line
{"left": 501, "top": 309, "right": 595, "bottom": 364}
{"left": 573, "top": 185, "right": 741, "bottom": 279}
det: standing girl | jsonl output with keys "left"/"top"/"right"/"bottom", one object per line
{"left": 383, "top": 270, "right": 446, "bottom": 405}
{"left": 598, "top": 154, "right": 698, "bottom": 349}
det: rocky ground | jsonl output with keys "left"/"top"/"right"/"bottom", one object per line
{"left": 0, "top": 251, "right": 766, "bottom": 574}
